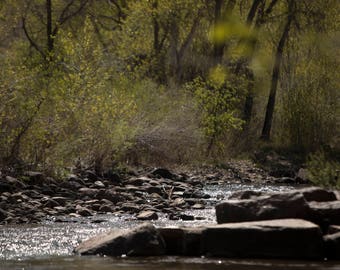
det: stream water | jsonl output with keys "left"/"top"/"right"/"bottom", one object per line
{"left": 1, "top": 183, "right": 340, "bottom": 269}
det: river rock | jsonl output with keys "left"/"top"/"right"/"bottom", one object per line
{"left": 151, "top": 168, "right": 176, "bottom": 180}
{"left": 329, "top": 225, "right": 340, "bottom": 234}
{"left": 0, "top": 208, "right": 8, "bottom": 222}
{"left": 5, "top": 176, "right": 26, "bottom": 189}
{"left": 324, "top": 232, "right": 340, "bottom": 259}
{"left": 309, "top": 201, "right": 340, "bottom": 226}
{"left": 158, "top": 227, "right": 204, "bottom": 256}
{"left": 24, "top": 171, "right": 45, "bottom": 185}
{"left": 74, "top": 223, "right": 165, "bottom": 256}
{"left": 216, "top": 192, "right": 310, "bottom": 224}
{"left": 202, "top": 219, "right": 323, "bottom": 259}
{"left": 296, "top": 187, "right": 337, "bottom": 202}
{"left": 228, "top": 190, "right": 266, "bottom": 200}
{"left": 136, "top": 210, "right": 158, "bottom": 220}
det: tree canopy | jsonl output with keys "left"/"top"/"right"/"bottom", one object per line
{"left": 0, "top": 0, "right": 339, "bottom": 177}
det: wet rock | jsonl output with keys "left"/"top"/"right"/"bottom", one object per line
{"left": 184, "top": 228, "right": 204, "bottom": 256}
{"left": 170, "top": 198, "right": 186, "bottom": 207}
{"left": 295, "top": 168, "right": 311, "bottom": 184}
{"left": 126, "top": 177, "right": 150, "bottom": 186}
{"left": 0, "top": 180, "right": 13, "bottom": 193}
{"left": 74, "top": 223, "right": 166, "bottom": 256}
{"left": 99, "top": 205, "right": 114, "bottom": 213}
{"left": 77, "top": 207, "right": 93, "bottom": 217}
{"left": 192, "top": 203, "right": 205, "bottom": 210}
{"left": 0, "top": 208, "right": 8, "bottom": 222}
{"left": 136, "top": 210, "right": 158, "bottom": 220}
{"left": 328, "top": 225, "right": 340, "bottom": 234}
{"left": 103, "top": 171, "right": 121, "bottom": 184}
{"left": 121, "top": 203, "right": 140, "bottom": 213}
{"left": 95, "top": 189, "right": 126, "bottom": 204}
{"left": 180, "top": 214, "right": 195, "bottom": 221}
{"left": 309, "top": 201, "right": 340, "bottom": 226}
{"left": 5, "top": 176, "right": 26, "bottom": 189}
{"left": 94, "top": 181, "right": 105, "bottom": 188}
{"left": 146, "top": 186, "right": 163, "bottom": 195}
{"left": 79, "top": 188, "right": 98, "bottom": 197}
{"left": 183, "top": 190, "right": 210, "bottom": 199}
{"left": 275, "top": 177, "right": 296, "bottom": 184}
{"left": 85, "top": 170, "right": 98, "bottom": 182}
{"left": 216, "top": 193, "right": 310, "bottom": 224}
{"left": 43, "top": 198, "right": 60, "bottom": 208}
{"left": 151, "top": 168, "right": 176, "bottom": 180}
{"left": 296, "top": 187, "right": 337, "bottom": 202}
{"left": 51, "top": 197, "right": 68, "bottom": 206}
{"left": 229, "top": 190, "right": 266, "bottom": 200}
{"left": 25, "top": 171, "right": 45, "bottom": 185}
{"left": 202, "top": 219, "right": 323, "bottom": 259}
{"left": 324, "top": 232, "right": 340, "bottom": 259}
{"left": 158, "top": 227, "right": 184, "bottom": 255}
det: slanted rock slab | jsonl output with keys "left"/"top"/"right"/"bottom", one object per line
{"left": 295, "top": 187, "right": 337, "bottom": 202}
{"left": 216, "top": 193, "right": 310, "bottom": 223}
{"left": 74, "top": 223, "right": 165, "bottom": 256}
{"left": 309, "top": 201, "right": 340, "bottom": 226}
{"left": 202, "top": 219, "right": 323, "bottom": 259}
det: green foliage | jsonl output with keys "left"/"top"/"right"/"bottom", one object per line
{"left": 0, "top": 0, "right": 339, "bottom": 170}
{"left": 306, "top": 150, "right": 340, "bottom": 188}
{"left": 279, "top": 31, "right": 339, "bottom": 152}
{"left": 186, "top": 66, "right": 244, "bottom": 154}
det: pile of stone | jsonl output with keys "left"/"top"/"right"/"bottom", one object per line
{"left": 0, "top": 168, "right": 211, "bottom": 224}
{"left": 75, "top": 187, "right": 340, "bottom": 260}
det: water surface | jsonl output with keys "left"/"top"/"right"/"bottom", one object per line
{"left": 1, "top": 183, "right": 339, "bottom": 269}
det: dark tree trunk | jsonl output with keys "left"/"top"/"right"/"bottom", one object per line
{"left": 213, "top": 0, "right": 224, "bottom": 65}
{"left": 261, "top": 0, "right": 295, "bottom": 140}
{"left": 46, "top": 0, "right": 53, "bottom": 55}
{"left": 152, "top": 0, "right": 160, "bottom": 53}
{"left": 237, "top": 0, "right": 265, "bottom": 124}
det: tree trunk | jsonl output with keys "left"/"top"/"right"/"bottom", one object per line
{"left": 237, "top": 0, "right": 265, "bottom": 124}
{"left": 213, "top": 0, "right": 224, "bottom": 65}
{"left": 46, "top": 0, "right": 53, "bottom": 56}
{"left": 261, "top": 0, "right": 295, "bottom": 140}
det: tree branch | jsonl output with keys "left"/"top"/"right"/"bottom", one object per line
{"left": 22, "top": 17, "right": 45, "bottom": 58}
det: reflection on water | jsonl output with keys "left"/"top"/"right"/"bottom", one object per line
{"left": 2, "top": 256, "right": 340, "bottom": 270}
{"left": 1, "top": 183, "right": 339, "bottom": 269}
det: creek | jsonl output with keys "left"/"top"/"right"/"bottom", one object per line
{"left": 1, "top": 183, "right": 339, "bottom": 269}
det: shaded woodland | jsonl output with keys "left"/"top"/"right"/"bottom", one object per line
{"left": 0, "top": 0, "right": 339, "bottom": 185}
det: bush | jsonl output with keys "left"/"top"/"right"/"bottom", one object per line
{"left": 306, "top": 150, "right": 340, "bottom": 188}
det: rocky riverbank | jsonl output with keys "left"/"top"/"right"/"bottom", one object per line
{"left": 74, "top": 187, "right": 340, "bottom": 260}
{"left": 0, "top": 160, "right": 309, "bottom": 225}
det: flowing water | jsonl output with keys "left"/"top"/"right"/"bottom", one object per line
{"left": 1, "top": 183, "right": 340, "bottom": 269}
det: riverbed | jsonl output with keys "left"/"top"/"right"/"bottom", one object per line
{"left": 1, "top": 183, "right": 340, "bottom": 269}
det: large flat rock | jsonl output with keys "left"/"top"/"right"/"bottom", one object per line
{"left": 216, "top": 192, "right": 310, "bottom": 223}
{"left": 202, "top": 219, "right": 323, "bottom": 259}
{"left": 309, "top": 201, "right": 340, "bottom": 225}
{"left": 324, "top": 232, "right": 340, "bottom": 260}
{"left": 74, "top": 223, "right": 165, "bottom": 256}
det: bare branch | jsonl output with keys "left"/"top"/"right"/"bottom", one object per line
{"left": 22, "top": 17, "right": 45, "bottom": 58}
{"left": 178, "top": 10, "right": 202, "bottom": 58}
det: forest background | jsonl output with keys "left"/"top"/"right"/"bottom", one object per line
{"left": 0, "top": 0, "right": 339, "bottom": 186}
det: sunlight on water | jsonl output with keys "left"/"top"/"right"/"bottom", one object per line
{"left": 1, "top": 183, "right": 339, "bottom": 270}
{"left": 0, "top": 183, "right": 294, "bottom": 260}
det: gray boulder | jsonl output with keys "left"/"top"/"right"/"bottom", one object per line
{"left": 309, "top": 201, "right": 340, "bottom": 226}
{"left": 202, "top": 219, "right": 323, "bottom": 259}
{"left": 74, "top": 223, "right": 165, "bottom": 256}
{"left": 296, "top": 187, "right": 337, "bottom": 202}
{"left": 216, "top": 193, "right": 310, "bottom": 224}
